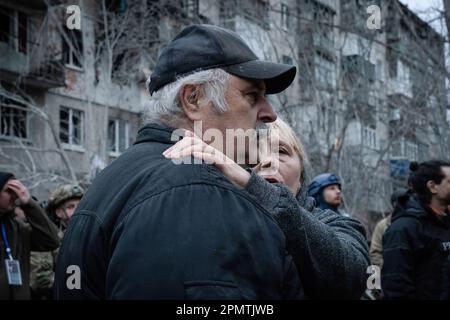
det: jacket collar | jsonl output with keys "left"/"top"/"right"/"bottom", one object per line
{"left": 426, "top": 204, "right": 449, "bottom": 219}
{"left": 392, "top": 193, "right": 449, "bottom": 223}
{"left": 134, "top": 123, "right": 183, "bottom": 145}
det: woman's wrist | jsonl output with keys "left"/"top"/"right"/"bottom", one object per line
{"left": 223, "top": 165, "right": 250, "bottom": 188}
{"left": 236, "top": 168, "right": 251, "bottom": 187}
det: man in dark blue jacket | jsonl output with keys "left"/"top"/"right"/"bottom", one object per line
{"left": 54, "top": 24, "right": 303, "bottom": 299}
{"left": 382, "top": 160, "right": 450, "bottom": 299}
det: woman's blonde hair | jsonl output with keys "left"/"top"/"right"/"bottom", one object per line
{"left": 265, "top": 118, "right": 308, "bottom": 182}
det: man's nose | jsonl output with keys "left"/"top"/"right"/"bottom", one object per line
{"left": 257, "top": 99, "right": 277, "bottom": 123}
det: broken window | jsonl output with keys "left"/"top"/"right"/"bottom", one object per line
{"left": 0, "top": 6, "right": 27, "bottom": 54}
{"left": 108, "top": 119, "right": 129, "bottom": 155}
{"left": 112, "top": 49, "right": 140, "bottom": 84}
{"left": 60, "top": 106, "right": 84, "bottom": 146}
{"left": 0, "top": 97, "right": 27, "bottom": 139}
{"left": 18, "top": 12, "right": 27, "bottom": 54}
{"left": 62, "top": 27, "right": 83, "bottom": 68}
{"left": 0, "top": 6, "right": 12, "bottom": 44}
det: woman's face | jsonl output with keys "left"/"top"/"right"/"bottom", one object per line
{"left": 253, "top": 132, "right": 302, "bottom": 195}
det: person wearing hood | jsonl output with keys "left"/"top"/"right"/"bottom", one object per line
{"left": 165, "top": 118, "right": 370, "bottom": 299}
{"left": 382, "top": 160, "right": 450, "bottom": 299}
{"left": 0, "top": 172, "right": 59, "bottom": 300}
{"left": 307, "top": 173, "right": 346, "bottom": 214}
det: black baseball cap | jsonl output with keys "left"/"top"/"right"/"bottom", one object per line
{"left": 148, "top": 24, "right": 296, "bottom": 95}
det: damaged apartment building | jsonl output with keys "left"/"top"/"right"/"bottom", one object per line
{"left": 0, "top": 0, "right": 449, "bottom": 231}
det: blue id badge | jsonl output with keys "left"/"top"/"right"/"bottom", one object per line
{"left": 5, "top": 259, "right": 22, "bottom": 286}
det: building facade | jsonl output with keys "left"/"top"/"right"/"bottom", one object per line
{"left": 1, "top": 0, "right": 449, "bottom": 233}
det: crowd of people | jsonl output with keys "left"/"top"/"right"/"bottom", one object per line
{"left": 1, "top": 24, "right": 449, "bottom": 300}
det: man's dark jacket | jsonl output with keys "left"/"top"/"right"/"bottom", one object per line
{"left": 382, "top": 192, "right": 450, "bottom": 299}
{"left": 54, "top": 124, "right": 303, "bottom": 300}
{"left": 0, "top": 200, "right": 60, "bottom": 300}
{"left": 442, "top": 254, "right": 450, "bottom": 299}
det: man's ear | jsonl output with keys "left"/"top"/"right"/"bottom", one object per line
{"left": 179, "top": 84, "right": 205, "bottom": 122}
{"left": 427, "top": 180, "right": 438, "bottom": 195}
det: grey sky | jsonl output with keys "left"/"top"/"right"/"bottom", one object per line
{"left": 399, "top": 0, "right": 442, "bottom": 12}
{"left": 399, "top": 0, "right": 446, "bottom": 35}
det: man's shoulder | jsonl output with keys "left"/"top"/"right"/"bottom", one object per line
{"left": 132, "top": 163, "right": 265, "bottom": 212}
{"left": 111, "top": 142, "right": 230, "bottom": 187}
{"left": 106, "top": 142, "right": 263, "bottom": 206}
{"left": 388, "top": 215, "right": 421, "bottom": 232}
{"left": 383, "top": 215, "right": 422, "bottom": 246}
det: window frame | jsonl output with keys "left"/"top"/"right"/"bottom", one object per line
{"left": 0, "top": 98, "right": 28, "bottom": 141}
{"left": 60, "top": 106, "right": 85, "bottom": 151}
{"left": 362, "top": 125, "right": 377, "bottom": 150}
{"left": 0, "top": 8, "right": 27, "bottom": 54}
{"left": 108, "top": 118, "right": 130, "bottom": 157}
{"left": 62, "top": 27, "right": 84, "bottom": 70}
{"left": 390, "top": 137, "right": 419, "bottom": 161}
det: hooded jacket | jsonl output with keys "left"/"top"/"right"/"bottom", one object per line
{"left": 54, "top": 123, "right": 303, "bottom": 300}
{"left": 442, "top": 254, "right": 450, "bottom": 300}
{"left": 382, "top": 192, "right": 450, "bottom": 299}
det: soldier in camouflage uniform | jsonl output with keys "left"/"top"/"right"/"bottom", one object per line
{"left": 30, "top": 185, "right": 84, "bottom": 299}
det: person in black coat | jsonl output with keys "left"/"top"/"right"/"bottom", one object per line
{"left": 382, "top": 160, "right": 450, "bottom": 299}
{"left": 442, "top": 254, "right": 450, "bottom": 300}
{"left": 54, "top": 25, "right": 303, "bottom": 299}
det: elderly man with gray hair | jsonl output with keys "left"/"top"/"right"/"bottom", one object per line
{"left": 54, "top": 24, "right": 302, "bottom": 299}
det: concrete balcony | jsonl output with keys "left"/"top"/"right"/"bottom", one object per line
{"left": 0, "top": 42, "right": 28, "bottom": 75}
{"left": 0, "top": 42, "right": 65, "bottom": 89}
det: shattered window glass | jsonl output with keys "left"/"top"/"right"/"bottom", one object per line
{"left": 59, "top": 107, "right": 69, "bottom": 143}
{"left": 60, "top": 107, "right": 83, "bottom": 146}
{"left": 72, "top": 109, "right": 83, "bottom": 145}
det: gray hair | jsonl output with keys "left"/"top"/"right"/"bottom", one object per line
{"left": 144, "top": 68, "right": 230, "bottom": 124}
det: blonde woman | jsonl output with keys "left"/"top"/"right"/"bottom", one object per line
{"left": 164, "top": 118, "right": 370, "bottom": 299}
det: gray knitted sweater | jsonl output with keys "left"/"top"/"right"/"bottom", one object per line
{"left": 245, "top": 171, "right": 370, "bottom": 299}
